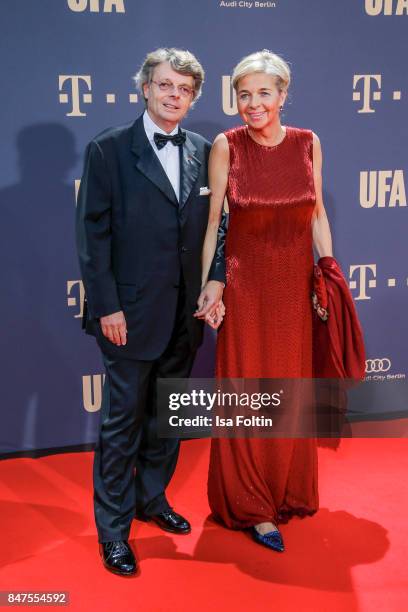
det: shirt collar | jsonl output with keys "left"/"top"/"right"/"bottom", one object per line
{"left": 143, "top": 110, "right": 179, "bottom": 144}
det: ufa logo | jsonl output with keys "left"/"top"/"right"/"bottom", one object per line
{"left": 222, "top": 76, "right": 238, "bottom": 116}
{"left": 360, "top": 170, "right": 407, "bottom": 207}
{"left": 365, "top": 0, "right": 408, "bottom": 15}
{"left": 67, "top": 0, "right": 125, "bottom": 12}
{"left": 83, "top": 374, "right": 105, "bottom": 412}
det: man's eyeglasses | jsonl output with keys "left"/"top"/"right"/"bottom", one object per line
{"left": 150, "top": 80, "right": 194, "bottom": 98}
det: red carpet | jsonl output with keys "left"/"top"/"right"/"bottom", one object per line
{"left": 0, "top": 437, "right": 407, "bottom": 611}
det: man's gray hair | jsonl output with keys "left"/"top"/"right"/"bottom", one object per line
{"left": 134, "top": 48, "right": 205, "bottom": 106}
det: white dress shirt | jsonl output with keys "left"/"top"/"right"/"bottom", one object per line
{"left": 143, "top": 110, "right": 181, "bottom": 201}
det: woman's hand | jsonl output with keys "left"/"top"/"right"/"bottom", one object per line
{"left": 204, "top": 300, "right": 226, "bottom": 330}
{"left": 195, "top": 280, "right": 224, "bottom": 319}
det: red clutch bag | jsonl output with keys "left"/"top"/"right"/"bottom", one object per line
{"left": 312, "top": 263, "right": 329, "bottom": 321}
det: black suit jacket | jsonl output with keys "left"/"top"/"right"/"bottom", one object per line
{"left": 76, "top": 114, "right": 225, "bottom": 360}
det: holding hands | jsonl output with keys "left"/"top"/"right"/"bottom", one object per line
{"left": 194, "top": 280, "right": 225, "bottom": 329}
{"left": 100, "top": 278, "right": 226, "bottom": 348}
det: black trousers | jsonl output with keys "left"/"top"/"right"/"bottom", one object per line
{"left": 93, "top": 285, "right": 196, "bottom": 543}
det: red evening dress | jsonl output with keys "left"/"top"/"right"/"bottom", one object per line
{"left": 208, "top": 125, "right": 319, "bottom": 528}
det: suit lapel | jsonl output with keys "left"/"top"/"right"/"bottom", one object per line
{"left": 179, "top": 133, "right": 201, "bottom": 210}
{"left": 130, "top": 116, "right": 178, "bottom": 207}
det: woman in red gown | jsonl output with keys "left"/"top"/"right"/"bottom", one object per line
{"left": 196, "top": 50, "right": 334, "bottom": 551}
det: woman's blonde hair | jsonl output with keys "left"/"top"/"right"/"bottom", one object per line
{"left": 232, "top": 49, "right": 291, "bottom": 93}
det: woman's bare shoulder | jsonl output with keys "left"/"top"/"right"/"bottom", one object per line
{"left": 211, "top": 133, "right": 230, "bottom": 160}
{"left": 212, "top": 132, "right": 229, "bottom": 148}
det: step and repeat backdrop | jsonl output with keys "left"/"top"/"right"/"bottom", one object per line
{"left": 1, "top": 0, "right": 407, "bottom": 454}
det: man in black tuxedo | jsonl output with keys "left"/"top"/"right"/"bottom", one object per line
{"left": 76, "top": 48, "right": 225, "bottom": 576}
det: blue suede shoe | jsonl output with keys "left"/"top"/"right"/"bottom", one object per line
{"left": 249, "top": 526, "right": 285, "bottom": 552}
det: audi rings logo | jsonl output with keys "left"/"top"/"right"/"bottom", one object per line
{"left": 365, "top": 358, "right": 391, "bottom": 373}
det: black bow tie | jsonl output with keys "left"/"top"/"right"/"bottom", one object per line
{"left": 153, "top": 131, "right": 186, "bottom": 150}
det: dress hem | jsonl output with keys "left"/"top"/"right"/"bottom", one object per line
{"left": 210, "top": 506, "right": 318, "bottom": 530}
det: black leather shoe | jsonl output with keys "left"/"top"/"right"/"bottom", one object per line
{"left": 249, "top": 526, "right": 285, "bottom": 552}
{"left": 100, "top": 540, "right": 137, "bottom": 576}
{"left": 143, "top": 509, "right": 191, "bottom": 534}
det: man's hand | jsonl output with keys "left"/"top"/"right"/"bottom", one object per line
{"left": 100, "top": 310, "right": 127, "bottom": 346}
{"left": 195, "top": 281, "right": 224, "bottom": 318}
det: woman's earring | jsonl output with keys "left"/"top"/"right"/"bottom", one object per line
{"left": 279, "top": 105, "right": 284, "bottom": 112}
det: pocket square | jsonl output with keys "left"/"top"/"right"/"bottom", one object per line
{"left": 199, "top": 187, "right": 211, "bottom": 196}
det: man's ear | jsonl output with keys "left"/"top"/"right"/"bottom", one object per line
{"left": 143, "top": 82, "right": 149, "bottom": 101}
